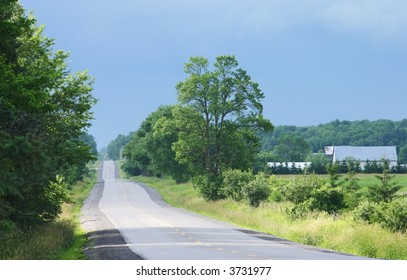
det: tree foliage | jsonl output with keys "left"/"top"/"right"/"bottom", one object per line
{"left": 173, "top": 56, "right": 272, "bottom": 199}
{"left": 367, "top": 160, "right": 402, "bottom": 203}
{"left": 272, "top": 134, "right": 311, "bottom": 162}
{"left": 0, "top": 1, "right": 96, "bottom": 226}
{"left": 122, "top": 105, "right": 189, "bottom": 182}
{"left": 107, "top": 133, "right": 134, "bottom": 160}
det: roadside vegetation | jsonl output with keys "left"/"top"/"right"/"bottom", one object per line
{"left": 0, "top": 163, "right": 97, "bottom": 259}
{"left": 0, "top": 1, "right": 97, "bottom": 259}
{"left": 130, "top": 171, "right": 407, "bottom": 259}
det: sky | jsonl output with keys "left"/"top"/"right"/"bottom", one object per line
{"left": 20, "top": 0, "right": 407, "bottom": 149}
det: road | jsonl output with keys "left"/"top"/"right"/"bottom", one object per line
{"left": 98, "top": 160, "right": 364, "bottom": 260}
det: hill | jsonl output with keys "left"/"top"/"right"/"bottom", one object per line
{"left": 260, "top": 119, "right": 407, "bottom": 163}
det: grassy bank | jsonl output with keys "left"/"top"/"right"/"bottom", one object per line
{"left": 133, "top": 175, "right": 407, "bottom": 259}
{"left": 57, "top": 166, "right": 98, "bottom": 260}
{"left": 0, "top": 163, "right": 97, "bottom": 260}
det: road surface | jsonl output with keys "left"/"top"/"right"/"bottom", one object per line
{"left": 97, "top": 160, "right": 364, "bottom": 260}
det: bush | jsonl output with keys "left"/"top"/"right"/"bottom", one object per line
{"left": 287, "top": 201, "right": 313, "bottom": 220}
{"left": 353, "top": 201, "right": 383, "bottom": 224}
{"left": 192, "top": 175, "right": 225, "bottom": 201}
{"left": 243, "top": 173, "right": 270, "bottom": 207}
{"left": 309, "top": 184, "right": 345, "bottom": 214}
{"left": 268, "top": 175, "right": 285, "bottom": 202}
{"left": 222, "top": 169, "right": 254, "bottom": 201}
{"left": 353, "top": 199, "right": 407, "bottom": 233}
{"left": 282, "top": 174, "right": 323, "bottom": 204}
{"left": 381, "top": 199, "right": 407, "bottom": 233}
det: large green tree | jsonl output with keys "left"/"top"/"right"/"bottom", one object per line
{"left": 173, "top": 56, "right": 273, "bottom": 200}
{"left": 123, "top": 105, "right": 189, "bottom": 182}
{"left": 0, "top": 1, "right": 96, "bottom": 225}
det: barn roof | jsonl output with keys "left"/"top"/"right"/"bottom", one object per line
{"left": 333, "top": 146, "right": 398, "bottom": 162}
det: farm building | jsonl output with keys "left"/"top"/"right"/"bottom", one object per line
{"left": 324, "top": 146, "right": 398, "bottom": 169}
{"left": 267, "top": 162, "right": 311, "bottom": 169}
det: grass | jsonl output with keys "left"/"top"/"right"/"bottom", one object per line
{"left": 57, "top": 163, "right": 98, "bottom": 260}
{"left": 0, "top": 220, "right": 77, "bottom": 260}
{"left": 0, "top": 163, "right": 98, "bottom": 260}
{"left": 131, "top": 175, "right": 407, "bottom": 259}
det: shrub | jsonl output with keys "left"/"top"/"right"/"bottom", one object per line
{"left": 192, "top": 174, "right": 225, "bottom": 201}
{"left": 282, "top": 174, "right": 323, "bottom": 204}
{"left": 381, "top": 199, "right": 407, "bottom": 233}
{"left": 353, "top": 199, "right": 407, "bottom": 233}
{"left": 287, "top": 201, "right": 313, "bottom": 220}
{"left": 243, "top": 173, "right": 270, "bottom": 207}
{"left": 268, "top": 175, "right": 285, "bottom": 202}
{"left": 309, "top": 184, "right": 345, "bottom": 214}
{"left": 353, "top": 201, "right": 382, "bottom": 224}
{"left": 222, "top": 169, "right": 254, "bottom": 202}
{"left": 366, "top": 161, "right": 401, "bottom": 203}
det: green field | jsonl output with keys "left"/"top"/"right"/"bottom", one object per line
{"left": 132, "top": 174, "right": 407, "bottom": 259}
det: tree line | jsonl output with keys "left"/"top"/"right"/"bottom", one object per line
{"left": 1, "top": 1, "right": 97, "bottom": 228}
{"left": 258, "top": 119, "right": 407, "bottom": 164}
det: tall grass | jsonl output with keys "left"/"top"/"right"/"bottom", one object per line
{"left": 134, "top": 175, "right": 407, "bottom": 259}
{"left": 57, "top": 170, "right": 97, "bottom": 260}
{"left": 0, "top": 163, "right": 97, "bottom": 260}
{"left": 0, "top": 220, "right": 76, "bottom": 260}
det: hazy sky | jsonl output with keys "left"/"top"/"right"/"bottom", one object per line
{"left": 20, "top": 0, "right": 407, "bottom": 149}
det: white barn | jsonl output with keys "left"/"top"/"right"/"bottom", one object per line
{"left": 325, "top": 146, "right": 398, "bottom": 169}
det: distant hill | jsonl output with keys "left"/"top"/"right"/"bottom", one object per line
{"left": 259, "top": 119, "right": 407, "bottom": 163}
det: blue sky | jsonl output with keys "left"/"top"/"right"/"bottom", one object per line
{"left": 20, "top": 0, "right": 407, "bottom": 149}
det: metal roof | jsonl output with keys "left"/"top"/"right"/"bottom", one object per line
{"left": 333, "top": 146, "right": 398, "bottom": 162}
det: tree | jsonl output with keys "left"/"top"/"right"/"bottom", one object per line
{"left": 122, "top": 105, "right": 189, "bottom": 182}
{"left": 399, "top": 144, "right": 407, "bottom": 164}
{"left": 306, "top": 152, "right": 330, "bottom": 174}
{"left": 122, "top": 133, "right": 151, "bottom": 176}
{"left": 367, "top": 160, "right": 402, "bottom": 203}
{"left": 1, "top": 2, "right": 96, "bottom": 225}
{"left": 343, "top": 157, "right": 361, "bottom": 208}
{"left": 173, "top": 56, "right": 272, "bottom": 200}
{"left": 272, "top": 134, "right": 311, "bottom": 162}
{"left": 107, "top": 133, "right": 134, "bottom": 160}
{"left": 253, "top": 151, "right": 274, "bottom": 174}
{"left": 79, "top": 133, "right": 98, "bottom": 156}
{"left": 149, "top": 106, "right": 190, "bottom": 183}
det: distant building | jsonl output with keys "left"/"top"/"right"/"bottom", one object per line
{"left": 267, "top": 162, "right": 311, "bottom": 170}
{"left": 324, "top": 146, "right": 398, "bottom": 169}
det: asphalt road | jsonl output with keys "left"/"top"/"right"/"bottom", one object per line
{"left": 97, "top": 160, "right": 365, "bottom": 260}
